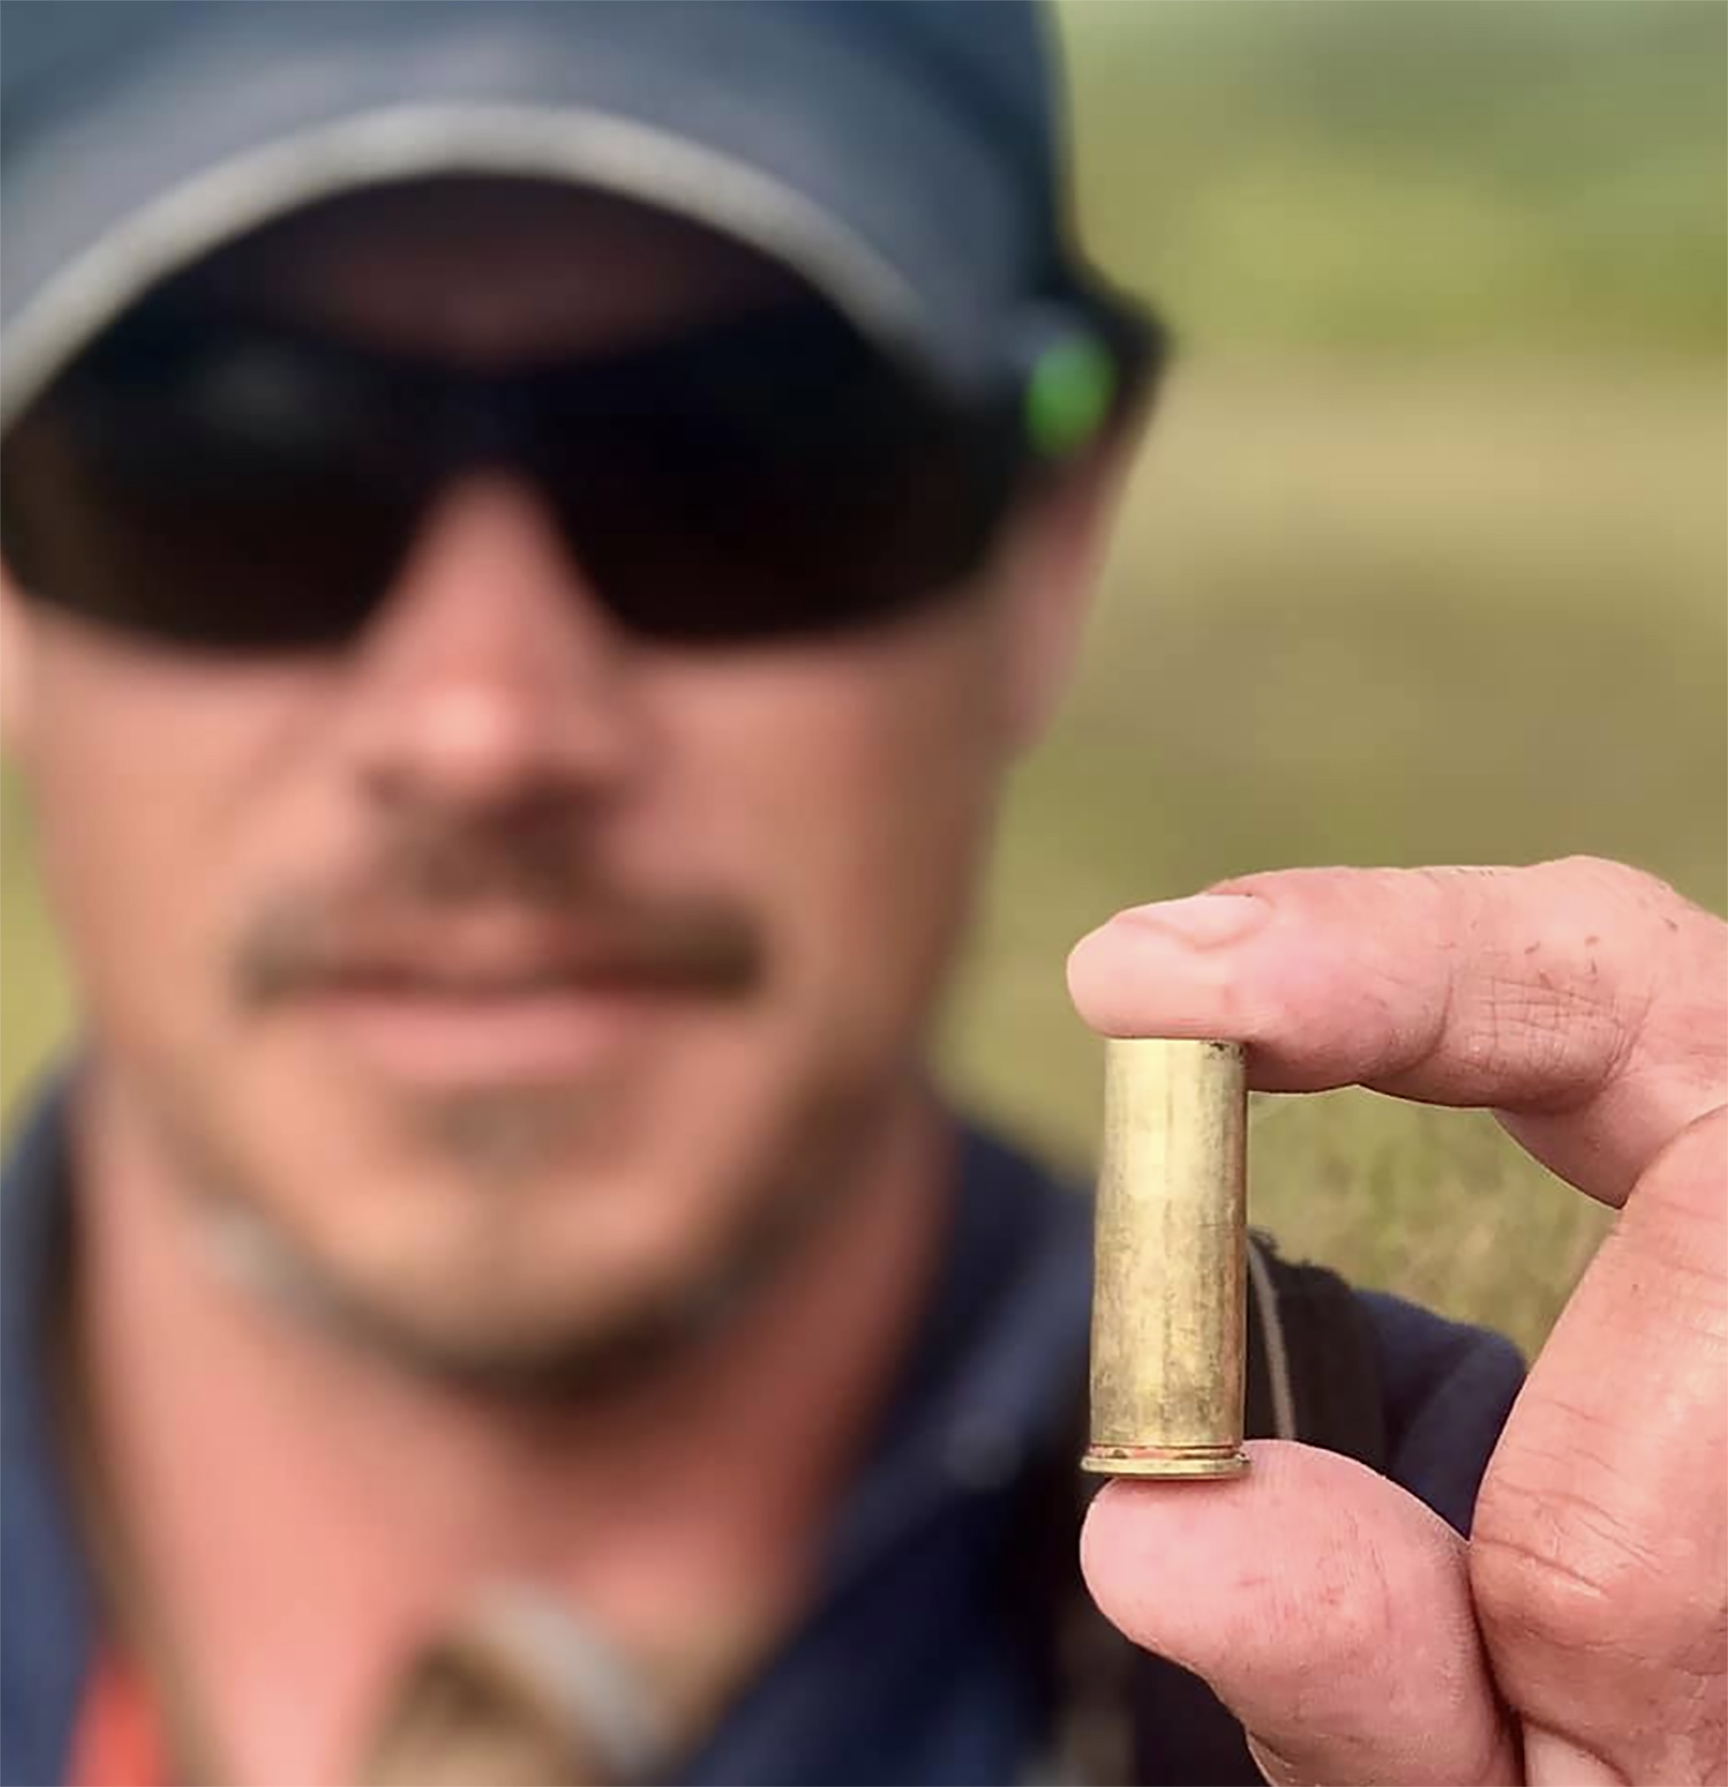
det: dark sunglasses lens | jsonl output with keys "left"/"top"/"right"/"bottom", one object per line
{"left": 0, "top": 328, "right": 415, "bottom": 651}
{"left": 532, "top": 308, "right": 1020, "bottom": 642}
{"left": 564, "top": 426, "right": 1009, "bottom": 645}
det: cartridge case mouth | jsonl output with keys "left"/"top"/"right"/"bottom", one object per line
{"left": 1080, "top": 1443, "right": 1249, "bottom": 1480}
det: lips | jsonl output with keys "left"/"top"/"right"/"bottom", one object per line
{"left": 291, "top": 932, "right": 717, "bottom": 1085}
{"left": 322, "top": 956, "right": 699, "bottom": 998}
{"left": 302, "top": 907, "right": 741, "bottom": 994}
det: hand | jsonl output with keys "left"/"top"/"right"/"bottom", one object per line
{"left": 1066, "top": 858, "right": 1726, "bottom": 1786}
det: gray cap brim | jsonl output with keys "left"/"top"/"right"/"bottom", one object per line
{"left": 2, "top": 2, "right": 1055, "bottom": 426}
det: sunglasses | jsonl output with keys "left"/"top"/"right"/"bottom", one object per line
{"left": 0, "top": 284, "right": 1159, "bottom": 653}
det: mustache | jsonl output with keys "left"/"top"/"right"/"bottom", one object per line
{"left": 232, "top": 821, "right": 765, "bottom": 1006}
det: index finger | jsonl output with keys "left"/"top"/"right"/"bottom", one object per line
{"left": 1065, "top": 856, "right": 1726, "bottom": 1206}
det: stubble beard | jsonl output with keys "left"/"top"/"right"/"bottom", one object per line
{"left": 179, "top": 1064, "right": 883, "bottom": 1406}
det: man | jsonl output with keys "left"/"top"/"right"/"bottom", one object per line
{"left": 1, "top": 5, "right": 1721, "bottom": 1785}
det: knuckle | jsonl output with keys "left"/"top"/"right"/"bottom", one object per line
{"left": 1470, "top": 1478, "right": 1723, "bottom": 1673}
{"left": 1469, "top": 1514, "right": 1626, "bottom": 1662}
{"left": 1471, "top": 1508, "right": 1728, "bottom": 1783}
{"left": 1538, "top": 853, "right": 1672, "bottom": 909}
{"left": 1527, "top": 855, "right": 1698, "bottom": 971}
{"left": 1475, "top": 968, "right": 1625, "bottom": 1088}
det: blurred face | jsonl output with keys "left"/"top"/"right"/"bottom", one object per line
{"left": 1, "top": 183, "right": 1109, "bottom": 1381}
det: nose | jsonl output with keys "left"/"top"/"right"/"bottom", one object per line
{"left": 339, "top": 474, "right": 648, "bottom": 820}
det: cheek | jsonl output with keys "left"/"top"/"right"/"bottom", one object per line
{"left": 21, "top": 630, "right": 321, "bottom": 1043}
{"left": 652, "top": 614, "right": 1014, "bottom": 1022}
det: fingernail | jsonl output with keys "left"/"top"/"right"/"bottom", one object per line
{"left": 1119, "top": 893, "right": 1270, "bottom": 949}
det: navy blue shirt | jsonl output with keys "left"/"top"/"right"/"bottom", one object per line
{"left": 1, "top": 1084, "right": 1524, "bottom": 1786}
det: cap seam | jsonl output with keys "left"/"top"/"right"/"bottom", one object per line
{"left": 0, "top": 102, "right": 925, "bottom": 426}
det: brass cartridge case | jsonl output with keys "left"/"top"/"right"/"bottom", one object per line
{"left": 1083, "top": 1037, "right": 1249, "bottom": 1479}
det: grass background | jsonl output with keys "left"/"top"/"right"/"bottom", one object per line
{"left": 4, "top": 2, "right": 1724, "bottom": 1358}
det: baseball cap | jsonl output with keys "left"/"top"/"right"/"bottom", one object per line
{"left": 0, "top": 0, "right": 1138, "bottom": 429}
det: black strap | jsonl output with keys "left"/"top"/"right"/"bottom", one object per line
{"left": 1243, "top": 1233, "right": 1387, "bottom": 1468}
{"left": 1040, "top": 1236, "right": 1388, "bottom": 1786}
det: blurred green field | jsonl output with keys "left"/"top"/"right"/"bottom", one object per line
{"left": 3, "top": 3, "right": 1724, "bottom": 1359}
{"left": 1060, "top": 0, "right": 1726, "bottom": 360}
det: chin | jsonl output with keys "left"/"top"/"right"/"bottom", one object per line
{"left": 241, "top": 1156, "right": 806, "bottom": 1398}
{"left": 165, "top": 1019, "right": 879, "bottom": 1384}
{"left": 203, "top": 1081, "right": 794, "bottom": 1364}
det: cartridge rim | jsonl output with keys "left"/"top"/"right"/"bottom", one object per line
{"left": 1080, "top": 1443, "right": 1250, "bottom": 1480}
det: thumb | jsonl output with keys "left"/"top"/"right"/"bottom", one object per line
{"left": 1080, "top": 1443, "right": 1521, "bottom": 1786}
